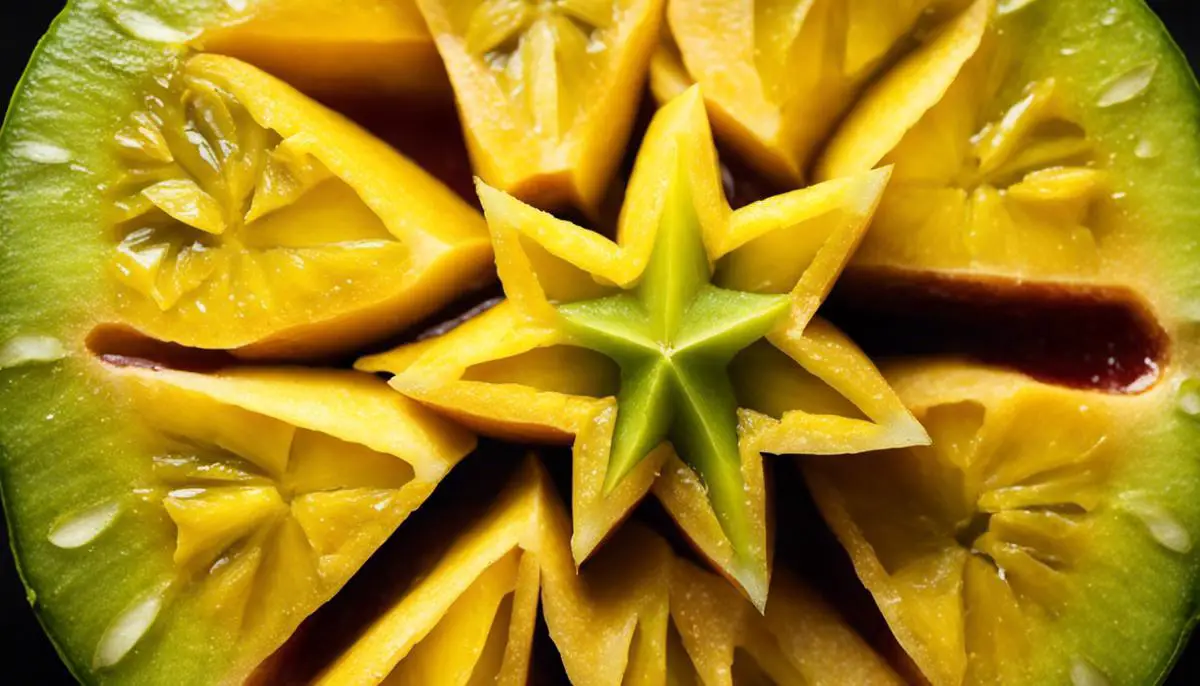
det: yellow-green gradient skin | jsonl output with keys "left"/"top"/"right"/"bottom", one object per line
{"left": 2, "top": 1, "right": 1200, "bottom": 685}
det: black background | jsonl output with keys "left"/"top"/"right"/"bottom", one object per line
{"left": 2, "top": 1, "right": 1199, "bottom": 684}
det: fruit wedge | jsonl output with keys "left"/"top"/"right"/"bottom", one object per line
{"left": 196, "top": 0, "right": 449, "bottom": 98}
{"left": 108, "top": 53, "right": 491, "bottom": 357}
{"left": 415, "top": 0, "right": 664, "bottom": 212}
{"left": 651, "top": 0, "right": 943, "bottom": 186}
{"left": 2, "top": 354, "right": 472, "bottom": 684}
{"left": 312, "top": 456, "right": 901, "bottom": 685}
{"left": 806, "top": 362, "right": 1200, "bottom": 685}
{"left": 360, "top": 87, "right": 928, "bottom": 608}
{"left": 819, "top": 0, "right": 1200, "bottom": 301}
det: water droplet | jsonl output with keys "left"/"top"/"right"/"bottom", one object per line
{"left": 48, "top": 502, "right": 121, "bottom": 549}
{"left": 1096, "top": 62, "right": 1157, "bottom": 108}
{"left": 1099, "top": 7, "right": 1120, "bottom": 26}
{"left": 1135, "top": 138, "right": 1159, "bottom": 159}
{"left": 1071, "top": 658, "right": 1110, "bottom": 686}
{"left": 225, "top": 0, "right": 248, "bottom": 11}
{"left": 109, "top": 8, "right": 198, "bottom": 44}
{"left": 1060, "top": 47, "right": 1079, "bottom": 56}
{"left": 11, "top": 141, "right": 71, "bottom": 164}
{"left": 1124, "top": 500, "right": 1192, "bottom": 553}
{"left": 0, "top": 336, "right": 67, "bottom": 370}
{"left": 998, "top": 0, "right": 1040, "bottom": 14}
{"left": 168, "top": 488, "right": 205, "bottom": 499}
{"left": 1178, "top": 379, "right": 1200, "bottom": 417}
{"left": 93, "top": 585, "right": 167, "bottom": 669}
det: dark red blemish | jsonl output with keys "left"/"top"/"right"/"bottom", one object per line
{"left": 824, "top": 268, "right": 1169, "bottom": 394}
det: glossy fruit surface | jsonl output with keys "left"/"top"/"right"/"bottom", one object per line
{"left": 2, "top": 0, "right": 1199, "bottom": 684}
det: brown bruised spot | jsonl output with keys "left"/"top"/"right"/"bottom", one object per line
{"left": 824, "top": 267, "right": 1169, "bottom": 394}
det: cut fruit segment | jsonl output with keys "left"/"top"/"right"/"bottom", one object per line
{"left": 195, "top": 0, "right": 449, "bottom": 97}
{"left": 814, "top": 0, "right": 1200, "bottom": 306}
{"left": 361, "top": 87, "right": 928, "bottom": 609}
{"left": 415, "top": 0, "right": 663, "bottom": 212}
{"left": 315, "top": 456, "right": 901, "bottom": 685}
{"left": 108, "top": 53, "right": 493, "bottom": 357}
{"left": 805, "top": 362, "right": 1200, "bottom": 686}
{"left": 817, "top": 0, "right": 1107, "bottom": 277}
{"left": 37, "top": 359, "right": 476, "bottom": 683}
{"left": 670, "top": 558, "right": 903, "bottom": 686}
{"left": 651, "top": 0, "right": 941, "bottom": 186}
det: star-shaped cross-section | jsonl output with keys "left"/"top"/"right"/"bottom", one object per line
{"left": 557, "top": 165, "right": 791, "bottom": 553}
{"left": 363, "top": 86, "right": 929, "bottom": 608}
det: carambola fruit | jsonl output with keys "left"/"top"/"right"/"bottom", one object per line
{"left": 2, "top": 0, "right": 1200, "bottom": 684}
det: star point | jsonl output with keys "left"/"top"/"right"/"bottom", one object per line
{"left": 368, "top": 86, "right": 929, "bottom": 608}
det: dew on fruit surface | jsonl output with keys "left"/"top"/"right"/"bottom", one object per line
{"left": 168, "top": 487, "right": 206, "bottom": 499}
{"left": 1123, "top": 499, "right": 1192, "bottom": 553}
{"left": 11, "top": 141, "right": 71, "bottom": 165}
{"left": 224, "top": 0, "right": 248, "bottom": 11}
{"left": 0, "top": 335, "right": 67, "bottom": 370}
{"left": 1135, "top": 138, "right": 1160, "bottom": 159}
{"left": 1060, "top": 47, "right": 1079, "bottom": 56}
{"left": 1070, "top": 658, "right": 1111, "bottom": 686}
{"left": 108, "top": 8, "right": 198, "bottom": 44}
{"left": 1096, "top": 62, "right": 1157, "bottom": 108}
{"left": 1176, "top": 379, "right": 1200, "bottom": 418}
{"left": 48, "top": 502, "right": 120, "bottom": 549}
{"left": 93, "top": 584, "right": 168, "bottom": 669}
{"left": 1099, "top": 7, "right": 1120, "bottom": 26}
{"left": 997, "top": 0, "right": 1040, "bottom": 15}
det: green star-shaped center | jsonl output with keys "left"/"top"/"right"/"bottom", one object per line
{"left": 557, "top": 165, "right": 790, "bottom": 553}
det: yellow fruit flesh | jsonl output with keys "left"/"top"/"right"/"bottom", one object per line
{"left": 361, "top": 89, "right": 928, "bottom": 608}
{"left": 651, "top": 0, "right": 939, "bottom": 186}
{"left": 804, "top": 364, "right": 1171, "bottom": 686}
{"left": 416, "top": 0, "right": 664, "bottom": 211}
{"left": 319, "top": 456, "right": 902, "bottom": 685}
{"left": 103, "top": 361, "right": 473, "bottom": 677}
{"left": 818, "top": 0, "right": 1108, "bottom": 277}
{"left": 108, "top": 53, "right": 493, "bottom": 357}
{"left": 197, "top": 0, "right": 448, "bottom": 98}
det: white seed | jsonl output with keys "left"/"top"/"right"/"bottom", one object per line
{"left": 109, "top": 9, "right": 198, "bottom": 44}
{"left": 998, "top": 0, "right": 1040, "bottom": 14}
{"left": 1134, "top": 138, "right": 1159, "bottom": 159}
{"left": 93, "top": 586, "right": 167, "bottom": 669}
{"left": 48, "top": 502, "right": 120, "bottom": 549}
{"left": 1125, "top": 500, "right": 1192, "bottom": 553}
{"left": 0, "top": 335, "right": 67, "bottom": 370}
{"left": 11, "top": 141, "right": 71, "bottom": 164}
{"left": 1096, "top": 62, "right": 1157, "bottom": 108}
{"left": 1071, "top": 658, "right": 1111, "bottom": 686}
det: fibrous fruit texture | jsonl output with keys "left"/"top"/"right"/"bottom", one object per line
{"left": 1, "top": 0, "right": 1199, "bottom": 685}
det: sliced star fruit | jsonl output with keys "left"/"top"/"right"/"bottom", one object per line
{"left": 306, "top": 456, "right": 901, "bottom": 685}
{"left": 107, "top": 52, "right": 491, "bottom": 357}
{"left": 650, "top": 0, "right": 944, "bottom": 186}
{"left": 360, "top": 86, "right": 928, "bottom": 608}
{"left": 817, "top": 0, "right": 1200, "bottom": 303}
{"left": 3, "top": 351, "right": 472, "bottom": 683}
{"left": 415, "top": 0, "right": 664, "bottom": 212}
{"left": 806, "top": 361, "right": 1200, "bottom": 685}
{"left": 4, "top": 0, "right": 1200, "bottom": 684}
{"left": 195, "top": 0, "right": 450, "bottom": 98}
